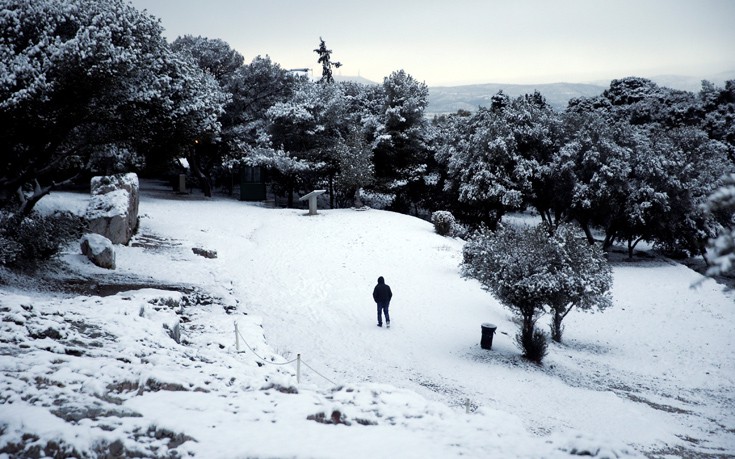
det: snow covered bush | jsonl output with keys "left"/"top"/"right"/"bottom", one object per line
{"left": 431, "top": 211, "right": 456, "bottom": 236}
{"left": 515, "top": 327, "right": 548, "bottom": 364}
{"left": 0, "top": 211, "right": 83, "bottom": 268}
{"left": 462, "top": 222, "right": 612, "bottom": 361}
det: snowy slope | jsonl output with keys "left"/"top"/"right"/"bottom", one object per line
{"left": 1, "top": 182, "right": 733, "bottom": 457}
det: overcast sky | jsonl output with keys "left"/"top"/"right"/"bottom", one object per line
{"left": 128, "top": 0, "right": 735, "bottom": 86}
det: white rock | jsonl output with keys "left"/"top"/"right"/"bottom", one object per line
{"left": 80, "top": 233, "right": 116, "bottom": 269}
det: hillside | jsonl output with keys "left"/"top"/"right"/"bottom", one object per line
{"left": 1, "top": 182, "right": 733, "bottom": 457}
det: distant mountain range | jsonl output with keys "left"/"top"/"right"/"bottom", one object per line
{"left": 426, "top": 82, "right": 605, "bottom": 114}
{"left": 335, "top": 71, "right": 735, "bottom": 115}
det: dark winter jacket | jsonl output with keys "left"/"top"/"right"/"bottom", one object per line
{"left": 372, "top": 276, "right": 393, "bottom": 304}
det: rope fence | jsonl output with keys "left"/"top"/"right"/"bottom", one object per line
{"left": 233, "top": 321, "right": 472, "bottom": 411}
{"left": 234, "top": 321, "right": 337, "bottom": 386}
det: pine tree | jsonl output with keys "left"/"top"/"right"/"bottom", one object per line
{"left": 313, "top": 37, "right": 341, "bottom": 84}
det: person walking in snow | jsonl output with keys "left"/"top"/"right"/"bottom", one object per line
{"left": 373, "top": 276, "right": 393, "bottom": 328}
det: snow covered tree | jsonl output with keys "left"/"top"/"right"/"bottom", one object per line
{"left": 543, "top": 224, "right": 613, "bottom": 342}
{"left": 246, "top": 77, "right": 380, "bottom": 208}
{"left": 438, "top": 106, "right": 520, "bottom": 227}
{"left": 333, "top": 128, "right": 374, "bottom": 207}
{"left": 462, "top": 224, "right": 551, "bottom": 362}
{"left": 247, "top": 80, "right": 339, "bottom": 206}
{"left": 313, "top": 37, "right": 341, "bottom": 84}
{"left": 705, "top": 173, "right": 735, "bottom": 275}
{"left": 499, "top": 92, "right": 564, "bottom": 226}
{"left": 171, "top": 35, "right": 245, "bottom": 196}
{"left": 370, "top": 70, "right": 430, "bottom": 214}
{"left": 700, "top": 80, "right": 735, "bottom": 165}
{"left": 564, "top": 80, "right": 732, "bottom": 257}
{"left": 226, "top": 55, "right": 298, "bottom": 148}
{"left": 0, "top": 0, "right": 226, "bottom": 212}
{"left": 434, "top": 92, "right": 562, "bottom": 229}
{"left": 462, "top": 222, "right": 612, "bottom": 357}
{"left": 244, "top": 145, "right": 320, "bottom": 207}
{"left": 172, "top": 35, "right": 244, "bottom": 83}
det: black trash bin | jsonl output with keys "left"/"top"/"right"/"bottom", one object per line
{"left": 481, "top": 323, "right": 497, "bottom": 350}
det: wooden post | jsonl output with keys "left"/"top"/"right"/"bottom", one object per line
{"left": 297, "top": 353, "right": 301, "bottom": 383}
{"left": 234, "top": 321, "right": 240, "bottom": 352}
{"left": 465, "top": 398, "right": 470, "bottom": 414}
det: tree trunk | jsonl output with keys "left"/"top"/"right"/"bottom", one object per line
{"left": 287, "top": 179, "right": 294, "bottom": 208}
{"left": 329, "top": 175, "right": 334, "bottom": 209}
{"left": 627, "top": 237, "right": 642, "bottom": 259}
{"left": 551, "top": 310, "right": 564, "bottom": 343}
{"left": 578, "top": 219, "right": 596, "bottom": 245}
{"left": 602, "top": 228, "right": 616, "bottom": 252}
{"left": 19, "top": 175, "right": 80, "bottom": 217}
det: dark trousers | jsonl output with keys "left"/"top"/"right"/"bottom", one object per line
{"left": 377, "top": 302, "right": 390, "bottom": 325}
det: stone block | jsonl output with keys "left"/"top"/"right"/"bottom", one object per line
{"left": 80, "top": 233, "right": 116, "bottom": 269}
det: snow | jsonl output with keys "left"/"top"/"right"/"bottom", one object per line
{"left": 85, "top": 188, "right": 131, "bottom": 219}
{"left": 2, "top": 182, "right": 734, "bottom": 457}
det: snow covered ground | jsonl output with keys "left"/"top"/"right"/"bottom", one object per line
{"left": 1, "top": 181, "right": 733, "bottom": 458}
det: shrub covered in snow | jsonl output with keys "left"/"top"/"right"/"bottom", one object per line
{"left": 515, "top": 327, "right": 548, "bottom": 364}
{"left": 431, "top": 210, "right": 456, "bottom": 236}
{"left": 0, "top": 211, "right": 83, "bottom": 268}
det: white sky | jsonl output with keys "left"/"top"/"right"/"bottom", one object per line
{"left": 128, "top": 0, "right": 735, "bottom": 86}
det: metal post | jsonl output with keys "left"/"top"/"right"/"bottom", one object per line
{"left": 297, "top": 353, "right": 301, "bottom": 383}
{"left": 234, "top": 321, "right": 240, "bottom": 352}
{"left": 465, "top": 398, "right": 470, "bottom": 414}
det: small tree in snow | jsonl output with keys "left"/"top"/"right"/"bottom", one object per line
{"left": 462, "top": 222, "right": 613, "bottom": 362}
{"left": 462, "top": 224, "right": 550, "bottom": 362}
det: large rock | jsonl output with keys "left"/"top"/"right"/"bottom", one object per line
{"left": 86, "top": 173, "right": 139, "bottom": 244}
{"left": 80, "top": 233, "right": 116, "bottom": 269}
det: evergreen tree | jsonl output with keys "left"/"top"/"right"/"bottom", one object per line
{"left": 370, "top": 70, "right": 430, "bottom": 214}
{"left": 313, "top": 37, "right": 341, "bottom": 84}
